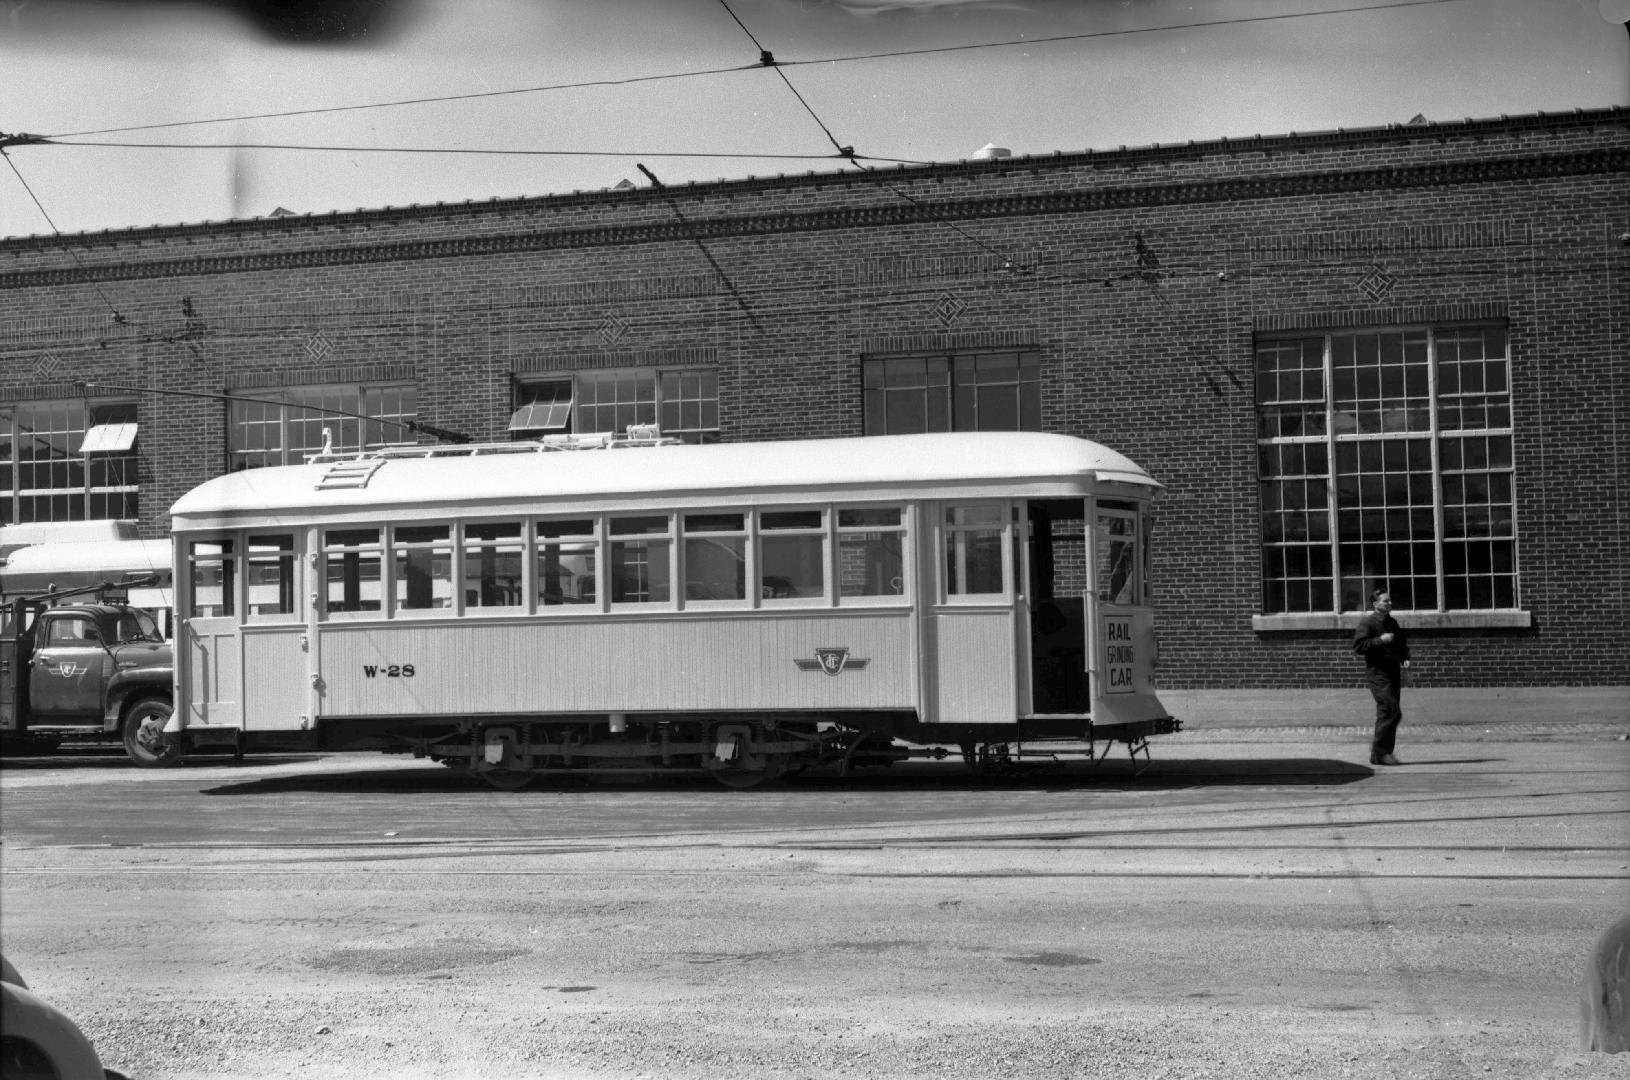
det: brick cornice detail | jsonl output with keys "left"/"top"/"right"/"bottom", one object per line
{"left": 224, "top": 362, "right": 416, "bottom": 390}
{"left": 860, "top": 330, "right": 1039, "bottom": 354}
{"left": 1253, "top": 301, "right": 1509, "bottom": 332}
{"left": 512, "top": 347, "right": 719, "bottom": 374}
{"left": 0, "top": 147, "right": 1622, "bottom": 291}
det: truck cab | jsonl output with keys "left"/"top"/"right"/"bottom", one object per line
{"left": 1, "top": 597, "right": 179, "bottom": 766}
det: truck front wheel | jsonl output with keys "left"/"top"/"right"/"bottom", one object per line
{"left": 122, "top": 697, "right": 182, "bottom": 768}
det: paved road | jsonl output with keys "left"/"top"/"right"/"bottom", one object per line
{"left": 1, "top": 730, "right": 1627, "bottom": 1079}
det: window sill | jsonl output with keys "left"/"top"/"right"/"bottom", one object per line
{"left": 1253, "top": 610, "right": 1532, "bottom": 632}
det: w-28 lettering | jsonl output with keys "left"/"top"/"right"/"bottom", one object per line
{"left": 362, "top": 664, "right": 415, "bottom": 678}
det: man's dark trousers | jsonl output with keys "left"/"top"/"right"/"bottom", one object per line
{"left": 1367, "top": 666, "right": 1403, "bottom": 758}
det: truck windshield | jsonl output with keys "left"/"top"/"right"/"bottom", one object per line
{"left": 111, "top": 609, "right": 163, "bottom": 643}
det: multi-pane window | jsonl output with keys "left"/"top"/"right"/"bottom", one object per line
{"left": 1256, "top": 325, "right": 1516, "bottom": 614}
{"left": 229, "top": 383, "right": 417, "bottom": 470}
{"left": 513, "top": 369, "right": 719, "bottom": 444}
{"left": 0, "top": 401, "right": 139, "bottom": 525}
{"left": 463, "top": 522, "right": 523, "bottom": 609}
{"left": 863, "top": 351, "right": 1041, "bottom": 435}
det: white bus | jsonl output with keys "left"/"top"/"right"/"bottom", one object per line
{"left": 166, "top": 430, "right": 1178, "bottom": 786}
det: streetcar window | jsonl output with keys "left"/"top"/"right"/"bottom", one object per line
{"left": 463, "top": 521, "right": 523, "bottom": 610}
{"left": 323, "top": 528, "right": 383, "bottom": 613}
{"left": 1096, "top": 510, "right": 1137, "bottom": 605}
{"left": 393, "top": 525, "right": 453, "bottom": 612}
{"left": 682, "top": 512, "right": 746, "bottom": 602}
{"left": 1141, "top": 507, "right": 1155, "bottom": 606}
{"left": 759, "top": 509, "right": 825, "bottom": 601}
{"left": 609, "top": 515, "right": 672, "bottom": 605}
{"left": 837, "top": 506, "right": 906, "bottom": 600}
{"left": 944, "top": 504, "right": 1006, "bottom": 597}
{"left": 188, "top": 539, "right": 235, "bottom": 618}
{"left": 537, "top": 518, "right": 597, "bottom": 607}
{"left": 246, "top": 534, "right": 296, "bottom": 619}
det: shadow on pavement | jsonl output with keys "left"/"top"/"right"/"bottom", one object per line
{"left": 197, "top": 756, "right": 1377, "bottom": 796}
{"left": 0, "top": 748, "right": 322, "bottom": 772}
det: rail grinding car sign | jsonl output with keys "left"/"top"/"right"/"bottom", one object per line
{"left": 1104, "top": 616, "right": 1135, "bottom": 694}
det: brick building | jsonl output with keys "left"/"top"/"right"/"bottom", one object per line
{"left": 2, "top": 106, "right": 1625, "bottom": 716}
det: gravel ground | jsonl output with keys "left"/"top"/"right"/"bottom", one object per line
{"left": 17, "top": 849, "right": 1630, "bottom": 1080}
{"left": 5, "top": 730, "right": 1627, "bottom": 1080}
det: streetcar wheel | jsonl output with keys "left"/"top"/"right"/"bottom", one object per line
{"left": 710, "top": 754, "right": 788, "bottom": 790}
{"left": 122, "top": 697, "right": 182, "bottom": 768}
{"left": 481, "top": 769, "right": 535, "bottom": 791}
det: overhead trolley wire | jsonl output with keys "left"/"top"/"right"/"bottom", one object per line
{"left": 776, "top": 0, "right": 1472, "bottom": 68}
{"left": 41, "top": 140, "right": 928, "bottom": 164}
{"left": 37, "top": 63, "right": 766, "bottom": 140}
{"left": 713, "top": 0, "right": 1022, "bottom": 267}
{"left": 716, "top": 0, "right": 853, "bottom": 160}
{"left": 23, "top": 0, "right": 1473, "bottom": 144}
{"left": 0, "top": 147, "right": 128, "bottom": 322}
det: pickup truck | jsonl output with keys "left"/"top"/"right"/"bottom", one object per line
{"left": 0, "top": 588, "right": 179, "bottom": 767}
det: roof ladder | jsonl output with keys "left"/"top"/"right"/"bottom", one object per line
{"left": 315, "top": 458, "right": 386, "bottom": 490}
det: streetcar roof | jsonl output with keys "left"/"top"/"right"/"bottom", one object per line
{"left": 169, "top": 432, "right": 1160, "bottom": 526}
{"left": 0, "top": 538, "right": 173, "bottom": 576}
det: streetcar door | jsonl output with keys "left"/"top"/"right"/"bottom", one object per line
{"left": 181, "top": 538, "right": 242, "bottom": 727}
{"left": 240, "top": 532, "right": 309, "bottom": 732}
{"left": 927, "top": 502, "right": 1020, "bottom": 724}
{"left": 1026, "top": 499, "right": 1089, "bottom": 713}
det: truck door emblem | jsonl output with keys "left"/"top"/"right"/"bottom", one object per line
{"left": 58, "top": 662, "right": 88, "bottom": 678}
{"left": 795, "top": 647, "right": 870, "bottom": 676}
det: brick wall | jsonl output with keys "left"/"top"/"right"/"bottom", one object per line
{"left": 2, "top": 108, "right": 1626, "bottom": 688}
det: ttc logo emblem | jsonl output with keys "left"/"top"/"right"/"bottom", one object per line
{"left": 795, "top": 647, "right": 870, "bottom": 677}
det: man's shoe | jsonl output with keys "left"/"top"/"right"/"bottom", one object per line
{"left": 1371, "top": 754, "right": 1401, "bottom": 766}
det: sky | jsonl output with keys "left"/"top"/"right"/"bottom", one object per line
{"left": 1, "top": 0, "right": 1627, "bottom": 238}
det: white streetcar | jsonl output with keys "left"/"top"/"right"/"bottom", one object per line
{"left": 166, "top": 430, "right": 1178, "bottom": 786}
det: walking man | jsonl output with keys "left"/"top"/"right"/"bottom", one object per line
{"left": 1354, "top": 588, "right": 1410, "bottom": 766}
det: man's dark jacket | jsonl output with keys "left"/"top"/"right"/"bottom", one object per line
{"left": 1353, "top": 610, "right": 1409, "bottom": 671}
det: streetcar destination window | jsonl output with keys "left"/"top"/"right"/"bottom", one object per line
{"left": 1096, "top": 508, "right": 1137, "bottom": 605}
